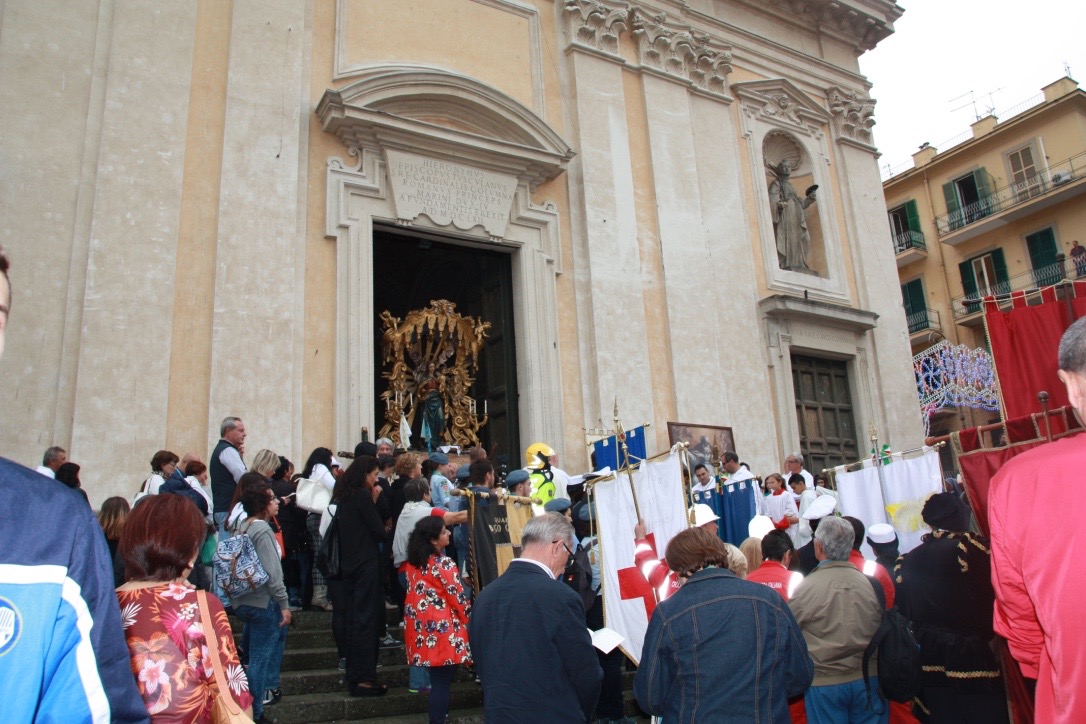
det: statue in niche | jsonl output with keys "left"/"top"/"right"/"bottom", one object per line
{"left": 769, "top": 159, "right": 818, "bottom": 273}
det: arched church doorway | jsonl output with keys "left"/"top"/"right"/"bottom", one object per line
{"left": 372, "top": 225, "right": 520, "bottom": 474}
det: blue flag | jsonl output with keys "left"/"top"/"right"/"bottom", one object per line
{"left": 592, "top": 425, "right": 648, "bottom": 470}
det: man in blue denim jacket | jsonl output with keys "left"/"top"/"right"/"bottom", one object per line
{"left": 635, "top": 527, "right": 813, "bottom": 722}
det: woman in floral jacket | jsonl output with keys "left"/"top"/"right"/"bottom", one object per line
{"left": 117, "top": 494, "right": 253, "bottom": 722}
{"left": 404, "top": 515, "right": 472, "bottom": 724}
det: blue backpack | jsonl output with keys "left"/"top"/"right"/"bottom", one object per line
{"left": 213, "top": 523, "right": 269, "bottom": 598}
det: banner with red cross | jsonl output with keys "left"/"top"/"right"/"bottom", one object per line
{"left": 593, "top": 446, "right": 688, "bottom": 664}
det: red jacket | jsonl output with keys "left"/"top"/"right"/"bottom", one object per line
{"left": 404, "top": 554, "right": 472, "bottom": 666}
{"left": 849, "top": 550, "right": 895, "bottom": 609}
{"left": 990, "top": 433, "right": 1086, "bottom": 723}
{"left": 746, "top": 560, "right": 804, "bottom": 602}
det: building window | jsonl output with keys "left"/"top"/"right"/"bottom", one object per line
{"left": 888, "top": 200, "right": 924, "bottom": 253}
{"left": 943, "top": 168, "right": 994, "bottom": 230}
{"left": 1025, "top": 227, "right": 1061, "bottom": 286}
{"left": 1008, "top": 145, "right": 1042, "bottom": 201}
{"left": 900, "top": 278, "right": 928, "bottom": 333}
{"left": 959, "top": 248, "right": 1008, "bottom": 312}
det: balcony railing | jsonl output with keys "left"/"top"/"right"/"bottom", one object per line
{"left": 950, "top": 262, "right": 1067, "bottom": 319}
{"left": 893, "top": 229, "right": 926, "bottom": 255}
{"left": 936, "top": 151, "right": 1086, "bottom": 235}
{"left": 906, "top": 308, "right": 941, "bottom": 335}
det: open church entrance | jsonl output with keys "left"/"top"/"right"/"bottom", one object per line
{"left": 372, "top": 226, "right": 520, "bottom": 472}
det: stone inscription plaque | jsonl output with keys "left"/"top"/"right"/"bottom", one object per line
{"left": 386, "top": 150, "right": 518, "bottom": 237}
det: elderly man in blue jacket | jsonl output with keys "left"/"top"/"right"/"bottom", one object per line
{"left": 470, "top": 512, "right": 603, "bottom": 722}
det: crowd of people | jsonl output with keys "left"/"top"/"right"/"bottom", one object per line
{"left": 2, "top": 239, "right": 1085, "bottom": 723}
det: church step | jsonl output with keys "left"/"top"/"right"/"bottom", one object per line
{"left": 230, "top": 608, "right": 402, "bottom": 632}
{"left": 281, "top": 645, "right": 407, "bottom": 672}
{"left": 265, "top": 685, "right": 485, "bottom": 723}
{"left": 279, "top": 665, "right": 475, "bottom": 694}
{"left": 280, "top": 690, "right": 647, "bottom": 724}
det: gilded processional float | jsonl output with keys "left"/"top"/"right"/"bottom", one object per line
{"left": 377, "top": 299, "right": 490, "bottom": 451}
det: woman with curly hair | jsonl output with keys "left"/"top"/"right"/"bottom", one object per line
{"left": 404, "top": 515, "right": 472, "bottom": 724}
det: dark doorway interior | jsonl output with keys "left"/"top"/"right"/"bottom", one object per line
{"left": 372, "top": 227, "right": 519, "bottom": 468}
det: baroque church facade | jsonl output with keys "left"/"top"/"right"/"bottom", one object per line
{"left": 0, "top": 0, "right": 921, "bottom": 503}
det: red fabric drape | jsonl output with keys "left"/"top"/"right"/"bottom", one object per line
{"left": 954, "top": 408, "right": 1083, "bottom": 724}
{"left": 986, "top": 300, "right": 1072, "bottom": 419}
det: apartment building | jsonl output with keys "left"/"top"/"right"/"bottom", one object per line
{"left": 884, "top": 76, "right": 1086, "bottom": 435}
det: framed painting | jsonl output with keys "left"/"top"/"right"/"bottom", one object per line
{"left": 666, "top": 422, "right": 735, "bottom": 471}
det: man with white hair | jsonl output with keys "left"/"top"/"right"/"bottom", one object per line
{"left": 470, "top": 513, "right": 603, "bottom": 722}
{"left": 35, "top": 446, "right": 67, "bottom": 479}
{"left": 784, "top": 451, "right": 814, "bottom": 488}
{"left": 990, "top": 316, "right": 1086, "bottom": 723}
{"left": 789, "top": 515, "right": 885, "bottom": 723}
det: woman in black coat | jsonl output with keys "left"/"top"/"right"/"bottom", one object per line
{"left": 327, "top": 455, "right": 390, "bottom": 696}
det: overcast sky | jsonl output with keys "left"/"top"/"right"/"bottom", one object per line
{"left": 859, "top": 0, "right": 1085, "bottom": 177}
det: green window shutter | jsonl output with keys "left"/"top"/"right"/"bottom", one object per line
{"left": 1026, "top": 228, "right": 1058, "bottom": 268}
{"left": 905, "top": 200, "right": 921, "bottom": 234}
{"left": 942, "top": 181, "right": 960, "bottom": 217}
{"left": 901, "top": 279, "right": 924, "bottom": 317}
{"left": 992, "top": 248, "right": 1009, "bottom": 285}
{"left": 975, "top": 168, "right": 995, "bottom": 215}
{"left": 959, "top": 259, "right": 978, "bottom": 298}
{"left": 974, "top": 168, "right": 993, "bottom": 198}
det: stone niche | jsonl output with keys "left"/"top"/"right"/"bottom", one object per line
{"left": 734, "top": 78, "right": 849, "bottom": 303}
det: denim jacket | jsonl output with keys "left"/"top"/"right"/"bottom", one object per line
{"left": 634, "top": 567, "right": 813, "bottom": 723}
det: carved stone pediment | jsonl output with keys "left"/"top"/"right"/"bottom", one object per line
{"left": 564, "top": 0, "right": 629, "bottom": 59}
{"left": 629, "top": 8, "right": 732, "bottom": 97}
{"left": 827, "top": 86, "right": 876, "bottom": 147}
{"left": 733, "top": 78, "right": 831, "bottom": 132}
{"left": 316, "top": 66, "right": 575, "bottom": 191}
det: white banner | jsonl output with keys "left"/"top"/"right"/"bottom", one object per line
{"left": 881, "top": 451, "right": 943, "bottom": 554}
{"left": 593, "top": 447, "right": 687, "bottom": 664}
{"left": 836, "top": 449, "right": 944, "bottom": 558}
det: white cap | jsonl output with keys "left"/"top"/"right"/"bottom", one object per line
{"left": 748, "top": 515, "right": 774, "bottom": 540}
{"left": 689, "top": 503, "right": 720, "bottom": 527}
{"left": 867, "top": 523, "right": 897, "bottom": 544}
{"left": 801, "top": 494, "right": 836, "bottom": 520}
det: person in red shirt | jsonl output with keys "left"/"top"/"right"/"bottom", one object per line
{"left": 843, "top": 516, "right": 895, "bottom": 609}
{"left": 990, "top": 316, "right": 1086, "bottom": 724}
{"left": 747, "top": 529, "right": 804, "bottom": 602}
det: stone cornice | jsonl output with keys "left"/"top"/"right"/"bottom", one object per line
{"left": 764, "top": 0, "right": 903, "bottom": 52}
{"left": 759, "top": 294, "right": 878, "bottom": 332}
{"left": 827, "top": 85, "right": 877, "bottom": 151}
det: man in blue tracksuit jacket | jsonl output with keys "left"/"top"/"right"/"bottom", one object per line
{"left": 0, "top": 245, "right": 147, "bottom": 723}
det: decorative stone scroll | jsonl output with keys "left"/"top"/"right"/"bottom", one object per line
{"left": 827, "top": 86, "right": 876, "bottom": 146}
{"left": 564, "top": 0, "right": 629, "bottom": 58}
{"left": 385, "top": 150, "right": 518, "bottom": 238}
{"left": 629, "top": 9, "right": 732, "bottom": 96}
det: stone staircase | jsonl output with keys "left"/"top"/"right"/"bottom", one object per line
{"left": 243, "top": 608, "right": 647, "bottom": 723}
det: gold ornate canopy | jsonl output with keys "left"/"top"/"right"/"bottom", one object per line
{"left": 377, "top": 299, "right": 490, "bottom": 449}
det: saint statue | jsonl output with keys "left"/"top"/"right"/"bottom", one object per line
{"left": 769, "top": 159, "right": 818, "bottom": 273}
{"left": 415, "top": 362, "right": 446, "bottom": 448}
